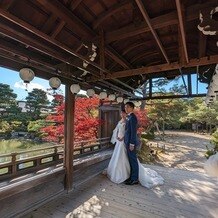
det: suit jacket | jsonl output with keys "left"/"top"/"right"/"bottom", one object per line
{"left": 124, "top": 113, "right": 139, "bottom": 147}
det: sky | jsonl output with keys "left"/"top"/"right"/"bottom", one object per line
{"left": 0, "top": 67, "right": 207, "bottom": 101}
{"left": 0, "top": 67, "right": 87, "bottom": 102}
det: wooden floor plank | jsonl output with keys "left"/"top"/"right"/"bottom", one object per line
{"left": 23, "top": 165, "right": 218, "bottom": 218}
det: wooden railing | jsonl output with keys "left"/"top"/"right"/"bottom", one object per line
{"left": 0, "top": 137, "right": 110, "bottom": 181}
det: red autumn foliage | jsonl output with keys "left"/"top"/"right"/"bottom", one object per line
{"left": 41, "top": 96, "right": 101, "bottom": 143}
{"left": 135, "top": 109, "right": 150, "bottom": 134}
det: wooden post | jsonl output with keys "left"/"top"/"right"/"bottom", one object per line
{"left": 64, "top": 84, "right": 75, "bottom": 192}
{"left": 187, "top": 74, "right": 192, "bottom": 96}
{"left": 149, "top": 78, "right": 152, "bottom": 98}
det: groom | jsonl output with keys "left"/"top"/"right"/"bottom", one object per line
{"left": 124, "top": 102, "right": 139, "bottom": 185}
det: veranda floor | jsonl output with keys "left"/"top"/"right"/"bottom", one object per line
{"left": 22, "top": 165, "right": 218, "bottom": 218}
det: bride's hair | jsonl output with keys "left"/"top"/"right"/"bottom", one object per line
{"left": 121, "top": 109, "right": 126, "bottom": 113}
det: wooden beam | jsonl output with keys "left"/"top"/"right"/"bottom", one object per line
{"left": 105, "top": 1, "right": 217, "bottom": 43}
{"left": 0, "top": 9, "right": 107, "bottom": 73}
{"left": 175, "top": 0, "right": 189, "bottom": 63}
{"left": 88, "top": 55, "right": 218, "bottom": 80}
{"left": 105, "top": 46, "right": 132, "bottom": 69}
{"left": 178, "top": 27, "right": 186, "bottom": 65}
{"left": 135, "top": 0, "right": 170, "bottom": 63}
{"left": 41, "top": 14, "right": 57, "bottom": 34}
{"left": 93, "top": 0, "right": 132, "bottom": 29}
{"left": 131, "top": 93, "right": 206, "bottom": 100}
{"left": 198, "top": 32, "right": 207, "bottom": 58}
{"left": 51, "top": 20, "right": 65, "bottom": 38}
{"left": 35, "top": 0, "right": 131, "bottom": 69}
{"left": 64, "top": 85, "right": 75, "bottom": 192}
{"left": 0, "top": 0, "right": 15, "bottom": 10}
{"left": 70, "top": 0, "right": 83, "bottom": 11}
{"left": 99, "top": 29, "right": 105, "bottom": 75}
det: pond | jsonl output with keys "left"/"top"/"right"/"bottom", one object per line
{"left": 0, "top": 139, "right": 53, "bottom": 154}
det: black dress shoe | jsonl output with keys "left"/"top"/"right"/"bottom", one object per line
{"left": 124, "top": 178, "right": 131, "bottom": 184}
{"left": 125, "top": 180, "right": 139, "bottom": 185}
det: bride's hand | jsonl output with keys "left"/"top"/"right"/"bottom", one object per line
{"left": 117, "top": 137, "right": 123, "bottom": 141}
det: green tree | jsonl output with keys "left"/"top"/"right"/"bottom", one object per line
{"left": 181, "top": 99, "right": 218, "bottom": 133}
{"left": 0, "top": 83, "right": 17, "bottom": 118}
{"left": 26, "top": 88, "right": 50, "bottom": 120}
{"left": 147, "top": 98, "right": 187, "bottom": 135}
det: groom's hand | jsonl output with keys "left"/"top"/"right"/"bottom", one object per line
{"left": 129, "top": 144, "right": 135, "bottom": 151}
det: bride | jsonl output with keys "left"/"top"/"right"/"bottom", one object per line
{"left": 107, "top": 110, "right": 164, "bottom": 189}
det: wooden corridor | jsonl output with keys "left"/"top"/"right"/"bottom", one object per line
{"left": 23, "top": 165, "right": 218, "bottom": 218}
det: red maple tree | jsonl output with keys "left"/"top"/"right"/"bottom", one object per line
{"left": 41, "top": 95, "right": 101, "bottom": 144}
{"left": 135, "top": 109, "right": 150, "bottom": 134}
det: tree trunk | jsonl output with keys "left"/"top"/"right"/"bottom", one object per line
{"left": 162, "top": 120, "right": 165, "bottom": 135}
{"left": 140, "top": 82, "right": 149, "bottom": 110}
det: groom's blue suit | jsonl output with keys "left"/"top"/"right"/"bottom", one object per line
{"left": 124, "top": 113, "right": 139, "bottom": 181}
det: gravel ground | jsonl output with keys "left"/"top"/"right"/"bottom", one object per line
{"left": 151, "top": 131, "right": 213, "bottom": 173}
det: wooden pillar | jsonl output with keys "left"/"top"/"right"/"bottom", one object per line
{"left": 187, "top": 74, "right": 192, "bottom": 96}
{"left": 149, "top": 78, "right": 152, "bottom": 98}
{"left": 64, "top": 84, "right": 75, "bottom": 192}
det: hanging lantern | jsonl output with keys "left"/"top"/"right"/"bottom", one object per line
{"left": 124, "top": 99, "right": 129, "bottom": 104}
{"left": 135, "top": 101, "right": 141, "bottom": 107}
{"left": 117, "top": 97, "right": 123, "bottom": 103}
{"left": 19, "top": 68, "right": 35, "bottom": 83}
{"left": 108, "top": 94, "right": 116, "bottom": 101}
{"left": 49, "top": 77, "right": 61, "bottom": 90}
{"left": 87, "top": 89, "right": 95, "bottom": 97}
{"left": 70, "top": 84, "right": 80, "bottom": 94}
{"left": 99, "top": 91, "right": 107, "bottom": 99}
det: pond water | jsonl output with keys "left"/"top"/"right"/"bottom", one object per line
{"left": 0, "top": 139, "right": 52, "bottom": 154}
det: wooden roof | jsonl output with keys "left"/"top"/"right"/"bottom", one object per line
{"left": 0, "top": 0, "right": 217, "bottom": 97}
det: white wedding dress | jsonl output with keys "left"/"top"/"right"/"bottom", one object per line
{"left": 107, "top": 120, "right": 164, "bottom": 189}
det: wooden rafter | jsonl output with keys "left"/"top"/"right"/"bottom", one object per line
{"left": 0, "top": 9, "right": 107, "bottom": 73}
{"left": 134, "top": 0, "right": 170, "bottom": 63}
{"left": 0, "top": 21, "right": 102, "bottom": 78}
{"left": 0, "top": 0, "right": 15, "bottom": 10}
{"left": 88, "top": 55, "right": 218, "bottom": 81}
{"left": 70, "top": 0, "right": 83, "bottom": 11}
{"left": 51, "top": 20, "right": 65, "bottom": 38}
{"left": 41, "top": 14, "right": 57, "bottom": 34}
{"left": 105, "top": 1, "right": 217, "bottom": 43}
{"left": 175, "top": 0, "right": 189, "bottom": 63}
{"left": 35, "top": 0, "right": 132, "bottom": 69}
{"left": 93, "top": 0, "right": 132, "bottom": 29}
{"left": 105, "top": 46, "right": 132, "bottom": 69}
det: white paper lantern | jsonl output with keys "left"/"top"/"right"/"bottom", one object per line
{"left": 87, "top": 89, "right": 95, "bottom": 97}
{"left": 19, "top": 68, "right": 35, "bottom": 83}
{"left": 99, "top": 91, "right": 107, "bottom": 99}
{"left": 117, "top": 97, "right": 123, "bottom": 103}
{"left": 124, "top": 99, "right": 129, "bottom": 104}
{"left": 135, "top": 101, "right": 141, "bottom": 107}
{"left": 108, "top": 94, "right": 116, "bottom": 101}
{"left": 49, "top": 77, "right": 61, "bottom": 90}
{"left": 70, "top": 84, "right": 80, "bottom": 94}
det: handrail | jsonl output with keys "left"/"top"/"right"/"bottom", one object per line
{"left": 0, "top": 137, "right": 111, "bottom": 181}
